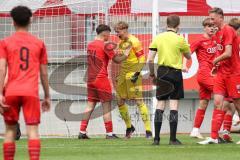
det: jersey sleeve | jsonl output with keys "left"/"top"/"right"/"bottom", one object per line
{"left": 133, "top": 39, "right": 144, "bottom": 58}
{"left": 104, "top": 42, "right": 115, "bottom": 60}
{"left": 223, "top": 26, "right": 235, "bottom": 46}
{"left": 0, "top": 40, "right": 7, "bottom": 59}
{"left": 190, "top": 40, "right": 200, "bottom": 53}
{"left": 149, "top": 36, "right": 158, "bottom": 51}
{"left": 40, "top": 43, "right": 48, "bottom": 64}
{"left": 180, "top": 36, "right": 191, "bottom": 53}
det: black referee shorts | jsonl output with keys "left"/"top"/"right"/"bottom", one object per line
{"left": 156, "top": 66, "right": 184, "bottom": 100}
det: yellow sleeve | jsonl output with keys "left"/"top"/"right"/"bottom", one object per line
{"left": 133, "top": 38, "right": 143, "bottom": 53}
{"left": 149, "top": 36, "right": 158, "bottom": 50}
{"left": 132, "top": 38, "right": 145, "bottom": 72}
{"left": 180, "top": 36, "right": 190, "bottom": 53}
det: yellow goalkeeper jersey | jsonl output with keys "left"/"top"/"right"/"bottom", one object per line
{"left": 119, "top": 34, "right": 145, "bottom": 74}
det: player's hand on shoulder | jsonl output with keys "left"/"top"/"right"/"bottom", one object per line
{"left": 42, "top": 97, "right": 51, "bottom": 112}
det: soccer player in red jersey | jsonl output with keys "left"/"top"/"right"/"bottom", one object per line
{"left": 189, "top": 18, "right": 217, "bottom": 139}
{"left": 78, "top": 24, "right": 131, "bottom": 139}
{"left": 0, "top": 73, "right": 21, "bottom": 141}
{"left": 0, "top": 6, "right": 50, "bottom": 160}
{"left": 190, "top": 18, "right": 235, "bottom": 141}
{"left": 199, "top": 7, "right": 240, "bottom": 144}
{"left": 228, "top": 18, "right": 240, "bottom": 144}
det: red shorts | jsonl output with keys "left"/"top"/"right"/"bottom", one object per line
{"left": 224, "top": 97, "right": 233, "bottom": 102}
{"left": 228, "top": 75, "right": 240, "bottom": 99}
{"left": 87, "top": 78, "right": 112, "bottom": 102}
{"left": 3, "top": 96, "right": 40, "bottom": 125}
{"left": 213, "top": 74, "right": 230, "bottom": 97}
{"left": 197, "top": 75, "right": 214, "bottom": 100}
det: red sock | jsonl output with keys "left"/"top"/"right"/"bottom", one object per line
{"left": 3, "top": 142, "right": 15, "bottom": 160}
{"left": 193, "top": 109, "right": 206, "bottom": 128}
{"left": 28, "top": 139, "right": 40, "bottom": 160}
{"left": 217, "top": 111, "right": 226, "bottom": 131}
{"left": 223, "top": 114, "right": 232, "bottom": 132}
{"left": 211, "top": 109, "right": 225, "bottom": 139}
{"left": 104, "top": 121, "right": 113, "bottom": 133}
{"left": 80, "top": 120, "right": 89, "bottom": 133}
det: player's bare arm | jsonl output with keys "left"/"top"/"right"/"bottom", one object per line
{"left": 213, "top": 45, "right": 232, "bottom": 65}
{"left": 0, "top": 58, "right": 8, "bottom": 108}
{"left": 182, "top": 57, "right": 189, "bottom": 72}
{"left": 112, "top": 46, "right": 132, "bottom": 63}
{"left": 40, "top": 64, "right": 50, "bottom": 112}
{"left": 148, "top": 50, "right": 157, "bottom": 77}
{"left": 183, "top": 52, "right": 191, "bottom": 60}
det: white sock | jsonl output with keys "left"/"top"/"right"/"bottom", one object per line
{"left": 107, "top": 132, "right": 113, "bottom": 136}
{"left": 80, "top": 131, "right": 86, "bottom": 134}
{"left": 193, "top": 127, "right": 199, "bottom": 132}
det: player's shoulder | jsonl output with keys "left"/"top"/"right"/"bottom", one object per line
{"left": 223, "top": 24, "right": 235, "bottom": 33}
{"left": 159, "top": 31, "right": 183, "bottom": 39}
{"left": 128, "top": 34, "right": 140, "bottom": 43}
{"left": 194, "top": 35, "right": 209, "bottom": 43}
{"left": 10, "top": 32, "right": 44, "bottom": 46}
{"left": 28, "top": 33, "right": 44, "bottom": 45}
{"left": 88, "top": 39, "right": 104, "bottom": 48}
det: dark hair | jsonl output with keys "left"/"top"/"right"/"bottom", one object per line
{"left": 229, "top": 18, "right": 240, "bottom": 31}
{"left": 209, "top": 7, "right": 224, "bottom": 17}
{"left": 202, "top": 18, "right": 214, "bottom": 27}
{"left": 167, "top": 15, "right": 180, "bottom": 28}
{"left": 96, "top": 24, "right": 111, "bottom": 35}
{"left": 10, "top": 6, "right": 32, "bottom": 27}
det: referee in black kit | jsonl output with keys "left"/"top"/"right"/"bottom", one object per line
{"left": 148, "top": 15, "right": 191, "bottom": 145}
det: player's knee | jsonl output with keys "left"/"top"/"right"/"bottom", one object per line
{"left": 26, "top": 125, "right": 39, "bottom": 139}
{"left": 117, "top": 99, "right": 125, "bottom": 107}
{"left": 199, "top": 100, "right": 208, "bottom": 110}
{"left": 214, "top": 99, "right": 223, "bottom": 109}
{"left": 4, "top": 124, "right": 17, "bottom": 143}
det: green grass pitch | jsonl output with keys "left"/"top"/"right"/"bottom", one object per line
{"left": 1, "top": 134, "right": 240, "bottom": 160}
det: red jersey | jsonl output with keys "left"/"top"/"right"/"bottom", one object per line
{"left": 238, "top": 36, "right": 240, "bottom": 56}
{"left": 215, "top": 25, "right": 240, "bottom": 75}
{"left": 87, "top": 40, "right": 115, "bottom": 82}
{"left": 0, "top": 31, "right": 48, "bottom": 97}
{"left": 191, "top": 35, "right": 217, "bottom": 76}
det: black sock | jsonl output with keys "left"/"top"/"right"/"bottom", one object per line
{"left": 154, "top": 109, "right": 164, "bottom": 141}
{"left": 169, "top": 110, "right": 178, "bottom": 141}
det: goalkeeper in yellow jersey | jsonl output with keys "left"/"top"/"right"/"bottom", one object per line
{"left": 114, "top": 21, "right": 152, "bottom": 138}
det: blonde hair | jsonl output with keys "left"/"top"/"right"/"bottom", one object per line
{"left": 229, "top": 18, "right": 240, "bottom": 31}
{"left": 114, "top": 21, "right": 129, "bottom": 30}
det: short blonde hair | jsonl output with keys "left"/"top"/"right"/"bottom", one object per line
{"left": 114, "top": 21, "right": 129, "bottom": 30}
{"left": 202, "top": 18, "right": 214, "bottom": 27}
{"left": 229, "top": 18, "right": 240, "bottom": 31}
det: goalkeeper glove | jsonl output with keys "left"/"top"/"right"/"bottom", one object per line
{"left": 131, "top": 72, "right": 140, "bottom": 83}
